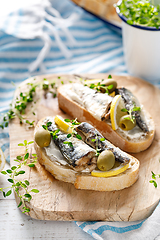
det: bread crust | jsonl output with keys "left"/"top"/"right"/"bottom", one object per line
{"left": 71, "top": 0, "right": 121, "bottom": 23}
{"left": 57, "top": 84, "right": 155, "bottom": 153}
{"left": 34, "top": 117, "right": 140, "bottom": 191}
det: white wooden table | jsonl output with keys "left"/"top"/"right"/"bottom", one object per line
{"left": 0, "top": 162, "right": 93, "bottom": 240}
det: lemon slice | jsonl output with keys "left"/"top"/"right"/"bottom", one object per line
{"left": 84, "top": 79, "right": 101, "bottom": 84}
{"left": 0, "top": 148, "right": 6, "bottom": 172}
{"left": 54, "top": 115, "right": 72, "bottom": 133}
{"left": 110, "top": 95, "right": 126, "bottom": 130}
{"left": 91, "top": 162, "right": 129, "bottom": 178}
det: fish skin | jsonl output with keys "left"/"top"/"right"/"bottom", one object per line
{"left": 76, "top": 122, "right": 130, "bottom": 164}
{"left": 116, "top": 87, "right": 149, "bottom": 133}
{"left": 47, "top": 121, "right": 97, "bottom": 169}
{"left": 71, "top": 83, "right": 113, "bottom": 121}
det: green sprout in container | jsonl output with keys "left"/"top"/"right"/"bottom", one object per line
{"left": 116, "top": 0, "right": 160, "bottom": 29}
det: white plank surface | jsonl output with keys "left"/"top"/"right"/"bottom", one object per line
{"left": 0, "top": 163, "right": 93, "bottom": 240}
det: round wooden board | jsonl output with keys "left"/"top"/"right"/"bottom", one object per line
{"left": 9, "top": 73, "right": 160, "bottom": 222}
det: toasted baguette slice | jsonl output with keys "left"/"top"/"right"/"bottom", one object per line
{"left": 57, "top": 84, "right": 155, "bottom": 153}
{"left": 71, "top": 0, "right": 121, "bottom": 24}
{"left": 34, "top": 117, "right": 140, "bottom": 192}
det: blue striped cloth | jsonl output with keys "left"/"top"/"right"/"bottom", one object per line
{"left": 0, "top": 0, "right": 160, "bottom": 239}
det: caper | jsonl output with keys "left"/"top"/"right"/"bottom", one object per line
{"left": 35, "top": 128, "right": 51, "bottom": 148}
{"left": 100, "top": 79, "right": 117, "bottom": 93}
{"left": 119, "top": 115, "right": 136, "bottom": 131}
{"left": 97, "top": 150, "right": 115, "bottom": 171}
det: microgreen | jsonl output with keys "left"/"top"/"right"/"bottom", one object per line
{"left": 0, "top": 140, "right": 39, "bottom": 213}
{"left": 84, "top": 75, "right": 114, "bottom": 94}
{"left": 108, "top": 74, "right": 112, "bottom": 79}
{"left": 42, "top": 122, "right": 60, "bottom": 140}
{"left": 121, "top": 103, "right": 141, "bottom": 123}
{"left": 91, "top": 135, "right": 105, "bottom": 156}
{"left": 49, "top": 81, "right": 57, "bottom": 98}
{"left": 43, "top": 118, "right": 82, "bottom": 148}
{"left": 42, "top": 80, "right": 49, "bottom": 90}
{"left": 64, "top": 118, "right": 81, "bottom": 126}
{"left": 116, "top": 0, "right": 160, "bottom": 29}
{"left": 149, "top": 170, "right": 160, "bottom": 188}
{"left": 63, "top": 141, "right": 73, "bottom": 147}
{"left": 64, "top": 118, "right": 82, "bottom": 146}
{"left": 85, "top": 80, "right": 112, "bottom": 94}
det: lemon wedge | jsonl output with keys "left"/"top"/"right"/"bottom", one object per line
{"left": 54, "top": 115, "right": 72, "bottom": 133}
{"left": 91, "top": 162, "right": 129, "bottom": 178}
{"left": 110, "top": 95, "right": 126, "bottom": 130}
{"left": 0, "top": 148, "right": 6, "bottom": 172}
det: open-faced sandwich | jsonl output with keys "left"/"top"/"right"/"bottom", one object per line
{"left": 57, "top": 77, "right": 155, "bottom": 153}
{"left": 34, "top": 115, "right": 140, "bottom": 191}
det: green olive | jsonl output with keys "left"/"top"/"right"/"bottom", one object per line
{"left": 35, "top": 128, "right": 51, "bottom": 148}
{"left": 100, "top": 79, "right": 117, "bottom": 93}
{"left": 119, "top": 115, "right": 136, "bottom": 131}
{"left": 97, "top": 150, "right": 115, "bottom": 171}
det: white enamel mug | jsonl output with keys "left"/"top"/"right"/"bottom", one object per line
{"left": 117, "top": 11, "right": 160, "bottom": 82}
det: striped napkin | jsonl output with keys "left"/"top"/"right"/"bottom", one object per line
{"left": 0, "top": 0, "right": 160, "bottom": 239}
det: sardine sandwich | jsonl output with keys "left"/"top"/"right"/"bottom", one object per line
{"left": 34, "top": 115, "right": 140, "bottom": 191}
{"left": 57, "top": 78, "right": 155, "bottom": 153}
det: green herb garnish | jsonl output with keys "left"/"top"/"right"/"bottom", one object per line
{"left": 91, "top": 136, "right": 105, "bottom": 156}
{"left": 116, "top": 0, "right": 160, "bottom": 29}
{"left": 0, "top": 140, "right": 39, "bottom": 213}
{"left": 83, "top": 75, "right": 114, "bottom": 94}
{"left": 63, "top": 141, "right": 73, "bottom": 147}
{"left": 121, "top": 104, "right": 141, "bottom": 123}
{"left": 42, "top": 122, "right": 60, "bottom": 140}
{"left": 108, "top": 74, "right": 112, "bottom": 79}
{"left": 42, "top": 118, "right": 81, "bottom": 147}
{"left": 0, "top": 83, "right": 38, "bottom": 129}
{"left": 42, "top": 79, "right": 49, "bottom": 90}
{"left": 64, "top": 118, "right": 82, "bottom": 146}
{"left": 84, "top": 80, "right": 113, "bottom": 94}
{"left": 0, "top": 78, "right": 59, "bottom": 129}
{"left": 149, "top": 170, "right": 160, "bottom": 188}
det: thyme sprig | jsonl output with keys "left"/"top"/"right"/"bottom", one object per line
{"left": 0, "top": 140, "right": 39, "bottom": 213}
{"left": 121, "top": 103, "right": 141, "bottom": 123}
{"left": 0, "top": 82, "right": 38, "bottom": 129}
{"left": 0, "top": 77, "right": 61, "bottom": 129}
{"left": 42, "top": 79, "right": 57, "bottom": 98}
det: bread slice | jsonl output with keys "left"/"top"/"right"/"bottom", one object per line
{"left": 71, "top": 0, "right": 121, "bottom": 24}
{"left": 57, "top": 84, "right": 155, "bottom": 153}
{"left": 34, "top": 117, "right": 140, "bottom": 191}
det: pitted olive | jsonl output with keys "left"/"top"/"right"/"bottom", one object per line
{"left": 97, "top": 150, "right": 115, "bottom": 171}
{"left": 119, "top": 115, "right": 136, "bottom": 131}
{"left": 35, "top": 128, "right": 51, "bottom": 148}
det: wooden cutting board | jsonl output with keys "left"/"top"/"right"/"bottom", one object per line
{"left": 9, "top": 73, "right": 160, "bottom": 222}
